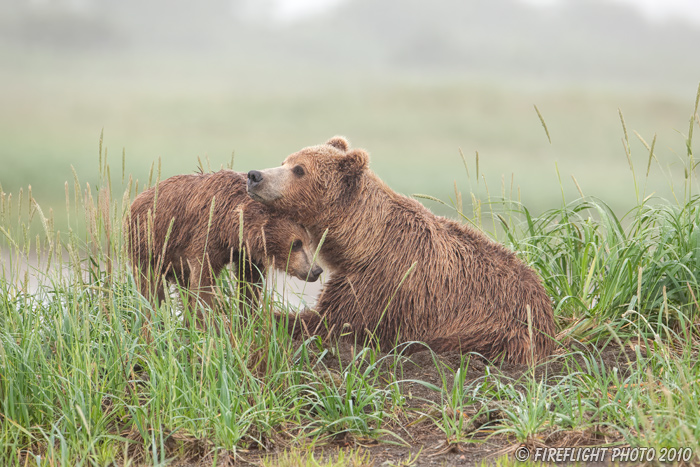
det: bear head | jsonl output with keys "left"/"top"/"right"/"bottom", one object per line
{"left": 247, "top": 136, "right": 369, "bottom": 226}
{"left": 258, "top": 213, "right": 323, "bottom": 282}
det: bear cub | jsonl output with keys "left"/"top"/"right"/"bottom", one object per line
{"left": 127, "top": 170, "right": 322, "bottom": 322}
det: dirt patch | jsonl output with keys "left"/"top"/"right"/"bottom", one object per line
{"left": 233, "top": 340, "right": 639, "bottom": 466}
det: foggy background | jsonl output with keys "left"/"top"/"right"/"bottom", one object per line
{"left": 2, "top": 0, "right": 700, "bottom": 222}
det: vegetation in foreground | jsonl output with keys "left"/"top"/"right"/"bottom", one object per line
{"left": 0, "top": 89, "right": 699, "bottom": 466}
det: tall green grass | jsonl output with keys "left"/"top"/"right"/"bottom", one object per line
{"left": 1, "top": 86, "right": 699, "bottom": 465}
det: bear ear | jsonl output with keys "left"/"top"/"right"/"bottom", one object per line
{"left": 326, "top": 136, "right": 349, "bottom": 152}
{"left": 344, "top": 148, "right": 369, "bottom": 172}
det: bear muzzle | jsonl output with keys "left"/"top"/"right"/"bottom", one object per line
{"left": 247, "top": 170, "right": 263, "bottom": 186}
{"left": 247, "top": 170, "right": 265, "bottom": 201}
{"left": 307, "top": 264, "right": 323, "bottom": 282}
{"left": 246, "top": 167, "right": 287, "bottom": 203}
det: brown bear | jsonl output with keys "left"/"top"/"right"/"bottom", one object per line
{"left": 126, "top": 170, "right": 323, "bottom": 322}
{"left": 247, "top": 137, "right": 556, "bottom": 364}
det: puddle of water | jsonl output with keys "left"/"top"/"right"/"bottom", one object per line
{"left": 1, "top": 251, "right": 323, "bottom": 309}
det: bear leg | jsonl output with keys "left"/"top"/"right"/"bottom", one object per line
{"left": 413, "top": 333, "right": 538, "bottom": 365}
{"left": 279, "top": 309, "right": 324, "bottom": 340}
{"left": 185, "top": 261, "right": 218, "bottom": 329}
{"left": 236, "top": 259, "right": 265, "bottom": 313}
{"left": 135, "top": 265, "right": 168, "bottom": 308}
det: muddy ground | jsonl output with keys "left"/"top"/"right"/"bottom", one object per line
{"left": 166, "top": 340, "right": 638, "bottom": 467}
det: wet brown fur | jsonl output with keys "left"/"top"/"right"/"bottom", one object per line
{"left": 248, "top": 138, "right": 556, "bottom": 364}
{"left": 126, "top": 170, "right": 319, "bottom": 323}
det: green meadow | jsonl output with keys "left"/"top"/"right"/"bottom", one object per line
{"left": 1, "top": 50, "right": 696, "bottom": 225}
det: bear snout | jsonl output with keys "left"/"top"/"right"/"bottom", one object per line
{"left": 246, "top": 168, "right": 286, "bottom": 203}
{"left": 308, "top": 265, "right": 323, "bottom": 282}
{"left": 247, "top": 170, "right": 263, "bottom": 186}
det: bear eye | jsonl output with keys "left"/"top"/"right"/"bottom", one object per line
{"left": 291, "top": 239, "right": 303, "bottom": 251}
{"left": 292, "top": 165, "right": 305, "bottom": 177}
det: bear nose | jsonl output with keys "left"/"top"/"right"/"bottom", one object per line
{"left": 247, "top": 170, "right": 263, "bottom": 186}
{"left": 309, "top": 265, "right": 323, "bottom": 281}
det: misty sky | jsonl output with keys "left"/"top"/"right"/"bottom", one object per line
{"left": 276, "top": 0, "right": 700, "bottom": 25}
